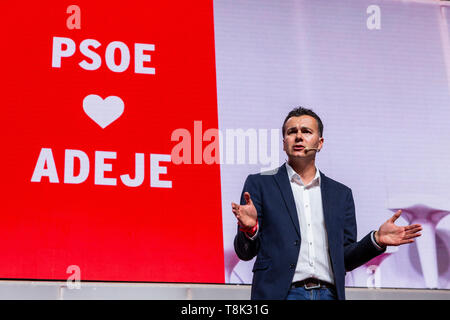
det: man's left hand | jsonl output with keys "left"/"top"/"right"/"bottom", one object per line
{"left": 375, "top": 210, "right": 422, "bottom": 247}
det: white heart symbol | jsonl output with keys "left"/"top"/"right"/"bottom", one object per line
{"left": 83, "top": 94, "right": 124, "bottom": 129}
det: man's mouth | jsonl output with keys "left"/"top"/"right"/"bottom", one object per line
{"left": 293, "top": 145, "right": 305, "bottom": 151}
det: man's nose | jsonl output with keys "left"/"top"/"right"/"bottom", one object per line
{"left": 295, "top": 132, "right": 303, "bottom": 141}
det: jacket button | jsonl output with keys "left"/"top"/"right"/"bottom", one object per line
{"left": 294, "top": 240, "right": 299, "bottom": 246}
{"left": 290, "top": 264, "right": 295, "bottom": 270}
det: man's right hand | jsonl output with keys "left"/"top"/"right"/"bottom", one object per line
{"left": 231, "top": 192, "right": 257, "bottom": 229}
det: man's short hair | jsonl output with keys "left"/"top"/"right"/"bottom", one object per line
{"left": 282, "top": 107, "right": 324, "bottom": 137}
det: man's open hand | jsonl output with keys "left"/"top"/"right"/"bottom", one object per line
{"left": 375, "top": 210, "right": 422, "bottom": 247}
{"left": 231, "top": 192, "right": 257, "bottom": 229}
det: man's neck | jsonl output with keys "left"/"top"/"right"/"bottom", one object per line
{"left": 287, "top": 158, "right": 317, "bottom": 185}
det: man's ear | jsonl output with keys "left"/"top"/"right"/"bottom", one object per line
{"left": 318, "top": 137, "right": 324, "bottom": 151}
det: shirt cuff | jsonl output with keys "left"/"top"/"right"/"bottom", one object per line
{"left": 371, "top": 231, "right": 386, "bottom": 251}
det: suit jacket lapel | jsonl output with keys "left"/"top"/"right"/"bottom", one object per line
{"left": 320, "top": 171, "right": 336, "bottom": 246}
{"left": 274, "top": 163, "right": 301, "bottom": 237}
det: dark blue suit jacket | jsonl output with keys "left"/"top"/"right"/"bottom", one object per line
{"left": 234, "top": 163, "right": 384, "bottom": 300}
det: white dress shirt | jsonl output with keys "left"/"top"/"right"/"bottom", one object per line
{"left": 285, "top": 162, "right": 335, "bottom": 284}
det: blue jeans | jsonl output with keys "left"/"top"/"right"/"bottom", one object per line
{"left": 286, "top": 286, "right": 337, "bottom": 300}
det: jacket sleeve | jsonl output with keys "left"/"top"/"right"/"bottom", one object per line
{"left": 233, "top": 174, "right": 263, "bottom": 261}
{"left": 343, "top": 188, "right": 386, "bottom": 271}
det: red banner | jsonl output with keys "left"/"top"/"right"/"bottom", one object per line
{"left": 0, "top": 1, "right": 224, "bottom": 283}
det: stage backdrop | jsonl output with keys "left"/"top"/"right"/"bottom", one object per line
{"left": 1, "top": 0, "right": 449, "bottom": 289}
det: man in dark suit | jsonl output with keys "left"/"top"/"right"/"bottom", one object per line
{"left": 232, "top": 107, "right": 422, "bottom": 300}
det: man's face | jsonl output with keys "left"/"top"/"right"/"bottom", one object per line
{"left": 283, "top": 115, "right": 324, "bottom": 160}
